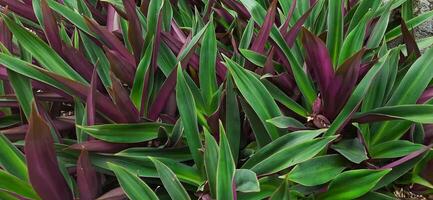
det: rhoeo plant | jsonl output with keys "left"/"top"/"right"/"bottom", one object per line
{"left": 1, "top": 0, "right": 433, "bottom": 199}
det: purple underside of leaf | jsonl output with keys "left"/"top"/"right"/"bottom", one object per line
{"left": 83, "top": 0, "right": 106, "bottom": 24}
{"left": 109, "top": 73, "right": 139, "bottom": 122}
{"left": 68, "top": 140, "right": 143, "bottom": 153}
{"left": 250, "top": 0, "right": 277, "bottom": 53}
{"left": 41, "top": 0, "right": 62, "bottom": 53}
{"left": 106, "top": 5, "right": 120, "bottom": 32}
{"left": 262, "top": 47, "right": 275, "bottom": 74}
{"left": 25, "top": 104, "right": 73, "bottom": 200}
{"left": 284, "top": 4, "right": 316, "bottom": 47}
{"left": 279, "top": 0, "right": 296, "bottom": 33}
{"left": 62, "top": 45, "right": 95, "bottom": 82}
{"left": 104, "top": 46, "right": 135, "bottom": 86}
{"left": 3, "top": 119, "right": 74, "bottom": 141}
{"left": 96, "top": 187, "right": 127, "bottom": 200}
{"left": 0, "top": 0, "right": 37, "bottom": 22}
{"left": 324, "top": 49, "right": 365, "bottom": 119}
{"left": 77, "top": 150, "right": 99, "bottom": 200}
{"left": 379, "top": 143, "right": 433, "bottom": 169}
{"left": 87, "top": 68, "right": 98, "bottom": 125}
{"left": 122, "top": 0, "right": 143, "bottom": 63}
{"left": 214, "top": 8, "right": 234, "bottom": 24}
{"left": 301, "top": 28, "right": 333, "bottom": 100}
{"left": 418, "top": 87, "right": 433, "bottom": 104}
{"left": 401, "top": 18, "right": 421, "bottom": 58}
{"left": 84, "top": 17, "right": 135, "bottom": 64}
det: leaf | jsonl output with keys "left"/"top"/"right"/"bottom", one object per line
{"left": 338, "top": 12, "right": 370, "bottom": 65}
{"left": 25, "top": 104, "right": 72, "bottom": 200}
{"left": 0, "top": 134, "right": 28, "bottom": 181}
{"left": 370, "top": 140, "right": 424, "bottom": 159}
{"left": 199, "top": 17, "right": 218, "bottom": 113}
{"left": 216, "top": 123, "right": 235, "bottom": 200}
{"left": 226, "top": 75, "right": 241, "bottom": 161}
{"left": 247, "top": 136, "right": 336, "bottom": 175}
{"left": 242, "top": 129, "right": 326, "bottom": 169}
{"left": 117, "top": 147, "right": 192, "bottom": 162}
{"left": 250, "top": 0, "right": 277, "bottom": 53}
{"left": 355, "top": 105, "right": 433, "bottom": 124}
{"left": 386, "top": 10, "right": 433, "bottom": 41}
{"left": 326, "top": 0, "right": 344, "bottom": 66}
{"left": 130, "top": 40, "right": 153, "bottom": 112}
{"left": 320, "top": 169, "right": 390, "bottom": 200}
{"left": 204, "top": 128, "right": 219, "bottom": 197}
{"left": 77, "top": 123, "right": 172, "bottom": 143}
{"left": 332, "top": 139, "right": 368, "bottom": 164}
{"left": 223, "top": 55, "right": 283, "bottom": 140}
{"left": 47, "top": 0, "right": 94, "bottom": 36}
{"left": 150, "top": 158, "right": 191, "bottom": 200}
{"left": 288, "top": 154, "right": 346, "bottom": 186}
{"left": 176, "top": 64, "right": 204, "bottom": 174}
{"left": 366, "top": 1, "right": 393, "bottom": 49}
{"left": 77, "top": 150, "right": 99, "bottom": 200}
{"left": 266, "top": 116, "right": 305, "bottom": 129}
{"left": 108, "top": 162, "right": 159, "bottom": 200}
{"left": 0, "top": 13, "right": 87, "bottom": 83}
{"left": 269, "top": 177, "right": 289, "bottom": 200}
{"left": 372, "top": 46, "right": 433, "bottom": 144}
{"left": 234, "top": 169, "right": 260, "bottom": 193}
{"left": 0, "top": 170, "right": 40, "bottom": 200}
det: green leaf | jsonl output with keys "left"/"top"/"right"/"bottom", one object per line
{"left": 116, "top": 147, "right": 192, "bottom": 162}
{"left": 358, "top": 192, "right": 396, "bottom": 200}
{"left": 288, "top": 155, "right": 346, "bottom": 186}
{"left": 199, "top": 18, "right": 218, "bottom": 113}
{"left": 266, "top": 116, "right": 305, "bottom": 129}
{"left": 261, "top": 79, "right": 307, "bottom": 117}
{"left": 150, "top": 158, "right": 191, "bottom": 200}
{"left": 47, "top": 0, "right": 94, "bottom": 36}
{"left": 234, "top": 169, "right": 259, "bottom": 193}
{"left": 77, "top": 123, "right": 173, "bottom": 143}
{"left": 242, "top": 129, "right": 326, "bottom": 169}
{"left": 370, "top": 140, "right": 424, "bottom": 159}
{"left": 386, "top": 10, "right": 433, "bottom": 41}
{"left": 239, "top": 98, "right": 272, "bottom": 147}
{"left": 204, "top": 128, "right": 219, "bottom": 198}
{"left": 327, "top": 0, "right": 344, "bottom": 66}
{"left": 338, "top": 12, "right": 370, "bottom": 65}
{"left": 131, "top": 40, "right": 153, "bottom": 111}
{"left": 372, "top": 46, "right": 433, "bottom": 144}
{"left": 332, "top": 139, "right": 368, "bottom": 164}
{"left": 269, "top": 177, "right": 289, "bottom": 200}
{"left": 223, "top": 55, "right": 283, "bottom": 140}
{"left": 176, "top": 64, "right": 204, "bottom": 174}
{"left": 247, "top": 136, "right": 336, "bottom": 175}
{"left": 226, "top": 75, "right": 241, "bottom": 161}
{"left": 366, "top": 1, "right": 393, "bottom": 49}
{"left": 320, "top": 169, "right": 391, "bottom": 200}
{"left": 0, "top": 170, "right": 40, "bottom": 200}
{"left": 356, "top": 104, "right": 433, "bottom": 124}
{"left": 108, "top": 163, "right": 159, "bottom": 200}
{"left": 0, "top": 135, "right": 28, "bottom": 181}
{"left": 216, "top": 123, "right": 235, "bottom": 200}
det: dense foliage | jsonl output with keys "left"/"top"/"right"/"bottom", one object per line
{"left": 0, "top": 0, "right": 433, "bottom": 199}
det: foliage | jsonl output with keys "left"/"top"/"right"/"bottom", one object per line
{"left": 0, "top": 0, "right": 432, "bottom": 199}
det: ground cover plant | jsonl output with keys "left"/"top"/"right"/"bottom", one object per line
{"left": 0, "top": 0, "right": 433, "bottom": 199}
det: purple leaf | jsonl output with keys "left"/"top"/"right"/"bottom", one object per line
{"left": 401, "top": 18, "right": 421, "bottom": 58}
{"left": 108, "top": 73, "right": 139, "bottom": 122}
{"left": 25, "top": 104, "right": 73, "bottom": 200}
{"left": 104, "top": 45, "right": 135, "bottom": 86}
{"left": 86, "top": 68, "right": 98, "bottom": 126}
{"left": 122, "top": 0, "right": 144, "bottom": 62}
{"left": 77, "top": 150, "right": 99, "bottom": 200}
{"left": 379, "top": 143, "right": 433, "bottom": 169}
{"left": 41, "top": 0, "right": 62, "bottom": 53}
{"left": 279, "top": 0, "right": 296, "bottom": 33}
{"left": 284, "top": 4, "right": 316, "bottom": 47}
{"left": 62, "top": 44, "right": 95, "bottom": 82}
{"left": 0, "top": 0, "right": 37, "bottom": 22}
{"left": 96, "top": 187, "right": 127, "bottom": 200}
{"left": 250, "top": 0, "right": 277, "bottom": 53}
{"left": 301, "top": 28, "right": 333, "bottom": 99}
